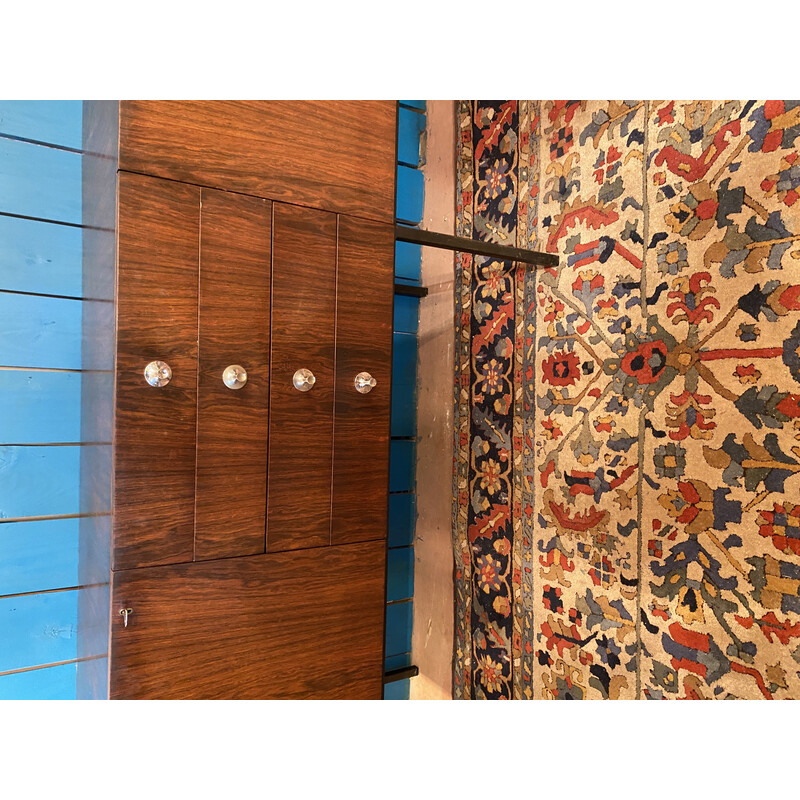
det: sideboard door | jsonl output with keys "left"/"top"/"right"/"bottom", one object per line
{"left": 113, "top": 173, "right": 200, "bottom": 571}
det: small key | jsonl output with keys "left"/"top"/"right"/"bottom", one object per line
{"left": 119, "top": 608, "right": 133, "bottom": 628}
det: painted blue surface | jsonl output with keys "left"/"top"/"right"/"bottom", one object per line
{"left": 0, "top": 102, "right": 86, "bottom": 700}
{"left": 391, "top": 332, "right": 417, "bottom": 438}
{"left": 0, "top": 101, "right": 82, "bottom": 150}
{"left": 0, "top": 518, "right": 79, "bottom": 596}
{"left": 0, "top": 215, "right": 83, "bottom": 298}
{"left": 399, "top": 101, "right": 426, "bottom": 111}
{"left": 385, "top": 601, "right": 413, "bottom": 657}
{"left": 0, "top": 589, "right": 78, "bottom": 672}
{"left": 0, "top": 293, "right": 82, "bottom": 369}
{"left": 0, "top": 138, "right": 82, "bottom": 224}
{"left": 0, "top": 370, "right": 81, "bottom": 443}
{"left": 383, "top": 679, "right": 410, "bottom": 700}
{"left": 397, "top": 106, "right": 425, "bottom": 167}
{"left": 392, "top": 332, "right": 417, "bottom": 386}
{"left": 389, "top": 440, "right": 415, "bottom": 493}
{"left": 391, "top": 387, "right": 415, "bottom": 439}
{"left": 396, "top": 166, "right": 424, "bottom": 225}
{"left": 0, "top": 445, "right": 81, "bottom": 519}
{"left": 393, "top": 294, "right": 419, "bottom": 335}
{"left": 388, "top": 493, "right": 415, "bottom": 548}
{"left": 0, "top": 661, "right": 78, "bottom": 700}
{"left": 387, "top": 546, "right": 414, "bottom": 602}
{"left": 394, "top": 241, "right": 421, "bottom": 284}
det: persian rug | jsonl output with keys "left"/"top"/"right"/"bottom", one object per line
{"left": 453, "top": 100, "right": 800, "bottom": 699}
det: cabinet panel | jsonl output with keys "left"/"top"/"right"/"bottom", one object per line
{"left": 114, "top": 173, "right": 200, "bottom": 570}
{"left": 267, "top": 204, "right": 337, "bottom": 552}
{"left": 109, "top": 540, "right": 386, "bottom": 699}
{"left": 119, "top": 101, "right": 397, "bottom": 223}
{"left": 194, "top": 189, "right": 271, "bottom": 560}
{"left": 331, "top": 216, "right": 394, "bottom": 545}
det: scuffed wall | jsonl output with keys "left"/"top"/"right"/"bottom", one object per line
{"left": 454, "top": 100, "right": 800, "bottom": 699}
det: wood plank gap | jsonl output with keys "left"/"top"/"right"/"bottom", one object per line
{"left": 0, "top": 132, "right": 85, "bottom": 155}
{"left": 0, "top": 288, "right": 113, "bottom": 303}
{"left": 0, "top": 582, "right": 107, "bottom": 601}
{"left": 0, "top": 511, "right": 110, "bottom": 524}
{"left": 0, "top": 442, "right": 111, "bottom": 447}
{"left": 0, "top": 210, "right": 113, "bottom": 232}
{"left": 193, "top": 190, "right": 203, "bottom": 563}
{"left": 265, "top": 201, "right": 275, "bottom": 554}
{"left": 0, "top": 366, "right": 112, "bottom": 373}
{"left": 0, "top": 654, "right": 106, "bottom": 678}
{"left": 329, "top": 215, "right": 340, "bottom": 546}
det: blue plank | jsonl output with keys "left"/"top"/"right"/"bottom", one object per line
{"left": 0, "top": 445, "right": 81, "bottom": 519}
{"left": 391, "top": 384, "right": 416, "bottom": 439}
{"left": 0, "top": 661, "right": 77, "bottom": 700}
{"left": 0, "top": 138, "right": 82, "bottom": 224}
{"left": 0, "top": 101, "right": 82, "bottom": 150}
{"left": 0, "top": 370, "right": 81, "bottom": 443}
{"left": 0, "top": 293, "right": 82, "bottom": 369}
{"left": 0, "top": 215, "right": 83, "bottom": 297}
{"left": 391, "top": 332, "right": 417, "bottom": 438}
{"left": 387, "top": 546, "right": 414, "bottom": 602}
{"left": 392, "top": 332, "right": 417, "bottom": 386}
{"left": 0, "top": 589, "right": 78, "bottom": 672}
{"left": 383, "top": 678, "right": 410, "bottom": 700}
{"left": 388, "top": 493, "right": 415, "bottom": 548}
{"left": 395, "top": 241, "right": 421, "bottom": 284}
{"left": 384, "top": 652, "right": 412, "bottom": 672}
{"left": 399, "top": 101, "right": 426, "bottom": 112}
{"left": 0, "top": 518, "right": 79, "bottom": 596}
{"left": 389, "top": 440, "right": 415, "bottom": 493}
{"left": 396, "top": 166, "right": 424, "bottom": 225}
{"left": 398, "top": 106, "right": 425, "bottom": 167}
{"left": 385, "top": 601, "right": 413, "bottom": 657}
{"left": 393, "top": 294, "right": 419, "bottom": 335}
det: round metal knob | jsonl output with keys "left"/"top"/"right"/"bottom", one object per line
{"left": 293, "top": 368, "right": 316, "bottom": 392}
{"left": 222, "top": 364, "right": 248, "bottom": 390}
{"left": 354, "top": 372, "right": 377, "bottom": 394}
{"left": 144, "top": 360, "right": 172, "bottom": 387}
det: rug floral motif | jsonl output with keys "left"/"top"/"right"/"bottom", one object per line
{"left": 453, "top": 100, "right": 800, "bottom": 699}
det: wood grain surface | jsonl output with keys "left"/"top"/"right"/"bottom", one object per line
{"left": 119, "top": 101, "right": 397, "bottom": 222}
{"left": 114, "top": 173, "right": 200, "bottom": 570}
{"left": 267, "top": 203, "right": 336, "bottom": 552}
{"left": 194, "top": 189, "right": 271, "bottom": 561}
{"left": 109, "top": 540, "right": 386, "bottom": 699}
{"left": 331, "top": 215, "right": 394, "bottom": 546}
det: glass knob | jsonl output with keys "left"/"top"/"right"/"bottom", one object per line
{"left": 222, "top": 364, "right": 248, "bottom": 390}
{"left": 293, "top": 368, "right": 316, "bottom": 392}
{"left": 354, "top": 372, "right": 377, "bottom": 394}
{"left": 144, "top": 360, "right": 172, "bottom": 387}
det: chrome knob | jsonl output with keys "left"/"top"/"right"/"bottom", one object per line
{"left": 144, "top": 360, "right": 172, "bottom": 387}
{"left": 293, "top": 368, "right": 316, "bottom": 392}
{"left": 354, "top": 372, "right": 377, "bottom": 394}
{"left": 222, "top": 364, "right": 248, "bottom": 390}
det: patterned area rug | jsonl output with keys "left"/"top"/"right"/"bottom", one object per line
{"left": 453, "top": 100, "right": 800, "bottom": 699}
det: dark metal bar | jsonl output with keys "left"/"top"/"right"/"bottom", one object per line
{"left": 383, "top": 665, "right": 420, "bottom": 684}
{"left": 395, "top": 224, "right": 559, "bottom": 268}
{"left": 394, "top": 282, "right": 429, "bottom": 298}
